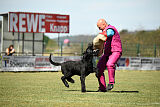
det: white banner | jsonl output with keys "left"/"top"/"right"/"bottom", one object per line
{"left": 0, "top": 56, "right": 81, "bottom": 71}
{"left": 117, "top": 57, "right": 160, "bottom": 70}
{"left": 0, "top": 56, "right": 160, "bottom": 71}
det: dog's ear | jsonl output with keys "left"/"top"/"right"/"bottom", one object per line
{"left": 88, "top": 42, "right": 93, "bottom": 47}
{"left": 82, "top": 52, "right": 85, "bottom": 55}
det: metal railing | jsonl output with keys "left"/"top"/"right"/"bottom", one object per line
{"left": 45, "top": 42, "right": 160, "bottom": 57}
{"left": 1, "top": 42, "right": 160, "bottom": 57}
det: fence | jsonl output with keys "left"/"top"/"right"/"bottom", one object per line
{"left": 1, "top": 40, "right": 159, "bottom": 57}
{"left": 45, "top": 42, "right": 89, "bottom": 56}
{"left": 122, "top": 43, "right": 160, "bottom": 57}
{"left": 45, "top": 42, "right": 160, "bottom": 57}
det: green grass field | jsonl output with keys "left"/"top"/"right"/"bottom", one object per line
{"left": 0, "top": 70, "right": 160, "bottom": 107}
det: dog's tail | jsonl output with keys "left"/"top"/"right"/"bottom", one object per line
{"left": 49, "top": 54, "right": 62, "bottom": 66}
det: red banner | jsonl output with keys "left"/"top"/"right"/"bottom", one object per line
{"left": 9, "top": 12, "right": 69, "bottom": 33}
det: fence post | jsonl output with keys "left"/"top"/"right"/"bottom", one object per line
{"left": 61, "top": 41, "right": 63, "bottom": 56}
{"left": 81, "top": 42, "right": 83, "bottom": 55}
{"left": 154, "top": 44, "right": 156, "bottom": 57}
{"left": 32, "top": 33, "right": 35, "bottom": 56}
{"left": 137, "top": 44, "right": 140, "bottom": 57}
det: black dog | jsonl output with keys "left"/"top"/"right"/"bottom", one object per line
{"left": 49, "top": 43, "right": 99, "bottom": 92}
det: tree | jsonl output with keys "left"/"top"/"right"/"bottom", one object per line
{"left": 120, "top": 29, "right": 128, "bottom": 34}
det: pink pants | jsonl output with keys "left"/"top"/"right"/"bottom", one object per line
{"left": 97, "top": 52, "right": 122, "bottom": 90}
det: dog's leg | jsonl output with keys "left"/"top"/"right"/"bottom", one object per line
{"left": 61, "top": 76, "right": 69, "bottom": 88}
{"left": 93, "top": 67, "right": 99, "bottom": 78}
{"left": 80, "top": 76, "right": 86, "bottom": 92}
{"left": 67, "top": 77, "right": 75, "bottom": 83}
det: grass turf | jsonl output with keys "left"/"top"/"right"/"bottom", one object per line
{"left": 0, "top": 70, "right": 160, "bottom": 107}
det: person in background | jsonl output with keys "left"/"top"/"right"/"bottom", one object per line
{"left": 95, "top": 19, "right": 122, "bottom": 92}
{"left": 5, "top": 45, "right": 15, "bottom": 56}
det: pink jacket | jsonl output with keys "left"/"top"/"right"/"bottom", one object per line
{"left": 104, "top": 25, "right": 122, "bottom": 55}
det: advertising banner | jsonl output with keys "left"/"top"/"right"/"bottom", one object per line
{"left": 117, "top": 57, "right": 160, "bottom": 70}
{"left": 0, "top": 56, "right": 160, "bottom": 71}
{"left": 154, "top": 59, "right": 160, "bottom": 70}
{"left": 9, "top": 12, "right": 70, "bottom": 33}
{"left": 2, "top": 56, "right": 35, "bottom": 71}
{"left": 0, "top": 56, "right": 81, "bottom": 71}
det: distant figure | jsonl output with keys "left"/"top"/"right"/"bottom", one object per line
{"left": 64, "top": 39, "right": 70, "bottom": 47}
{"left": 5, "top": 45, "right": 15, "bottom": 56}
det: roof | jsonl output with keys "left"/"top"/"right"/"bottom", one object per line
{"left": 0, "top": 13, "right": 8, "bottom": 16}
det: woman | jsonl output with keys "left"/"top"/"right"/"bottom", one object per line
{"left": 5, "top": 45, "right": 15, "bottom": 56}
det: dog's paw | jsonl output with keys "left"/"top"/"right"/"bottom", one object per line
{"left": 65, "top": 84, "right": 69, "bottom": 88}
{"left": 70, "top": 80, "right": 75, "bottom": 83}
{"left": 95, "top": 73, "right": 99, "bottom": 78}
{"left": 81, "top": 89, "right": 86, "bottom": 92}
{"left": 93, "top": 67, "right": 99, "bottom": 78}
{"left": 67, "top": 78, "right": 75, "bottom": 83}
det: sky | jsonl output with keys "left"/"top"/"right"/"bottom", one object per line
{"left": 0, "top": 0, "right": 160, "bottom": 38}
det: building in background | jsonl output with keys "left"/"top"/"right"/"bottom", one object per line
{"left": 0, "top": 13, "right": 44, "bottom": 56}
{"left": 0, "top": 12, "right": 69, "bottom": 56}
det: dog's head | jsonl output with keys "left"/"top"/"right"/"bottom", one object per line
{"left": 82, "top": 43, "right": 99, "bottom": 60}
